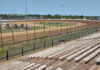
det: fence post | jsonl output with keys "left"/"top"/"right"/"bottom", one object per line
{"left": 44, "top": 42, "right": 45, "bottom": 48}
{"left": 0, "top": 24, "right": 3, "bottom": 48}
{"left": 70, "top": 33, "right": 71, "bottom": 40}
{"left": 22, "top": 47, "right": 24, "bottom": 56}
{"left": 33, "top": 44, "right": 35, "bottom": 51}
{"left": 65, "top": 36, "right": 66, "bottom": 41}
{"left": 59, "top": 38, "right": 60, "bottom": 44}
{"left": 6, "top": 51, "right": 9, "bottom": 60}
{"left": 51, "top": 40, "right": 53, "bottom": 46}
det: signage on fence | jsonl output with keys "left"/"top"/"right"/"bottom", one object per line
{"left": 60, "top": 39, "right": 65, "bottom": 44}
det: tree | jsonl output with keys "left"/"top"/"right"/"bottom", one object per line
{"left": 54, "top": 14, "right": 61, "bottom": 19}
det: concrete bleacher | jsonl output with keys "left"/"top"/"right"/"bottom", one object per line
{"left": 19, "top": 63, "right": 35, "bottom": 70}
{"left": 59, "top": 40, "right": 95, "bottom": 61}
{"left": 66, "top": 40, "right": 99, "bottom": 61}
{"left": 47, "top": 39, "right": 92, "bottom": 59}
{"left": 29, "top": 39, "right": 92, "bottom": 59}
{"left": 84, "top": 48, "right": 100, "bottom": 63}
{"left": 56, "top": 67, "right": 63, "bottom": 70}
{"left": 45, "top": 66, "right": 54, "bottom": 70}
{"left": 28, "top": 40, "right": 82, "bottom": 58}
{"left": 75, "top": 44, "right": 100, "bottom": 62}
{"left": 35, "top": 65, "right": 47, "bottom": 70}
{"left": 95, "top": 56, "right": 100, "bottom": 64}
{"left": 27, "top": 64, "right": 40, "bottom": 70}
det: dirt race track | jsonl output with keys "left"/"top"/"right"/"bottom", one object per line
{"left": 0, "top": 19, "right": 100, "bottom": 47}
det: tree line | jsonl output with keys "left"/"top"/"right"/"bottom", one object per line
{"left": 0, "top": 14, "right": 99, "bottom": 20}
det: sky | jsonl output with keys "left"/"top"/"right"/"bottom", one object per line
{"left": 0, "top": 0, "right": 100, "bottom": 16}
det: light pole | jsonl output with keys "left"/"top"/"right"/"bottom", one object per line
{"left": 61, "top": 3, "right": 64, "bottom": 19}
{"left": 25, "top": 0, "right": 29, "bottom": 42}
{"left": 61, "top": 3, "right": 64, "bottom": 34}
{"left": 0, "top": 24, "right": 3, "bottom": 48}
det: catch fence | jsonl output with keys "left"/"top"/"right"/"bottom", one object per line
{"left": 0, "top": 19, "right": 100, "bottom": 61}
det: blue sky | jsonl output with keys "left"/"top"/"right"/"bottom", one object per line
{"left": 0, "top": 0, "right": 100, "bottom": 16}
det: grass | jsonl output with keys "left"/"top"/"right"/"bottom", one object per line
{"left": 35, "top": 22, "right": 76, "bottom": 27}
{"left": 1, "top": 26, "right": 46, "bottom": 33}
{"left": 0, "top": 27, "right": 99, "bottom": 61}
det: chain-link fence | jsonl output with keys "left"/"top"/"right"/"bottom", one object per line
{"left": 0, "top": 19, "right": 100, "bottom": 61}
